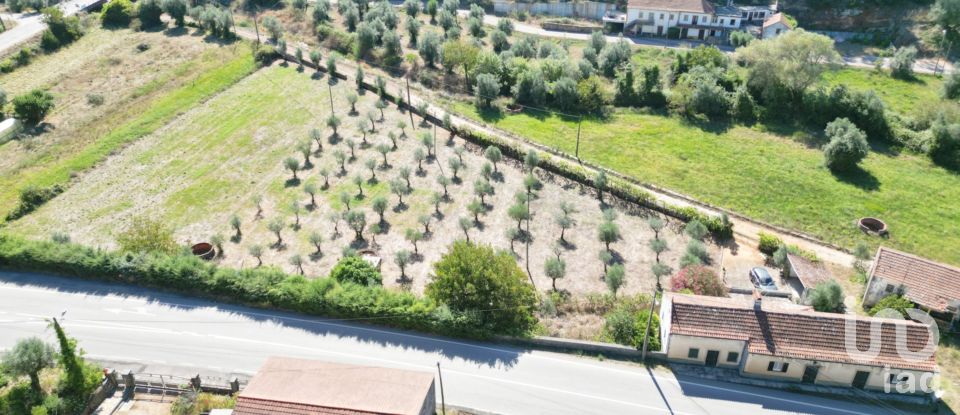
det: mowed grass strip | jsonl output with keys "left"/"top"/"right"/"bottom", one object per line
{"left": 821, "top": 68, "right": 948, "bottom": 116}
{"left": 0, "top": 45, "right": 256, "bottom": 219}
{"left": 448, "top": 101, "right": 960, "bottom": 265}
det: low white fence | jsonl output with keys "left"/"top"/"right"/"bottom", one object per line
{"left": 492, "top": 1, "right": 617, "bottom": 20}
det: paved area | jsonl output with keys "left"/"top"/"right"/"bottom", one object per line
{"left": 0, "top": 0, "right": 102, "bottom": 56}
{"left": 0, "top": 272, "right": 923, "bottom": 415}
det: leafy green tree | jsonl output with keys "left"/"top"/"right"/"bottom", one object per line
{"left": 248, "top": 244, "right": 264, "bottom": 266}
{"left": 484, "top": 146, "right": 502, "bottom": 172}
{"left": 649, "top": 238, "right": 668, "bottom": 262}
{"left": 598, "top": 39, "right": 631, "bottom": 77}
{"left": 605, "top": 264, "right": 625, "bottom": 297}
{"left": 289, "top": 254, "right": 305, "bottom": 274}
{"left": 544, "top": 257, "right": 566, "bottom": 291}
{"left": 426, "top": 0, "right": 438, "bottom": 23}
{"left": 647, "top": 216, "right": 665, "bottom": 238}
{"left": 326, "top": 114, "right": 341, "bottom": 136}
{"left": 597, "top": 220, "right": 620, "bottom": 251}
{"left": 405, "top": 228, "right": 424, "bottom": 254}
{"left": 419, "top": 31, "right": 442, "bottom": 67}
{"left": 326, "top": 53, "right": 338, "bottom": 74}
{"left": 552, "top": 77, "right": 578, "bottom": 111}
{"left": 345, "top": 210, "right": 367, "bottom": 240}
{"left": 806, "top": 280, "right": 845, "bottom": 313}
{"left": 823, "top": 117, "right": 869, "bottom": 171}
{"left": 594, "top": 170, "right": 607, "bottom": 202}
{"left": 101, "top": 0, "right": 133, "bottom": 26}
{"left": 53, "top": 319, "right": 92, "bottom": 413}
{"left": 512, "top": 68, "right": 547, "bottom": 105}
{"left": 442, "top": 40, "right": 480, "bottom": 83}
{"left": 738, "top": 29, "right": 841, "bottom": 100}
{"left": 308, "top": 231, "right": 323, "bottom": 255}
{"left": 890, "top": 46, "right": 917, "bottom": 79}
{"left": 137, "top": 0, "right": 163, "bottom": 27}
{"left": 12, "top": 89, "right": 54, "bottom": 124}
{"left": 395, "top": 249, "right": 412, "bottom": 280}
{"left": 2, "top": 337, "right": 55, "bottom": 394}
{"left": 162, "top": 0, "right": 187, "bottom": 26}
{"left": 312, "top": 0, "right": 331, "bottom": 23}
{"left": 331, "top": 255, "right": 382, "bottom": 285}
{"left": 490, "top": 29, "right": 509, "bottom": 53}
{"left": 729, "top": 30, "right": 753, "bottom": 47}
{"left": 589, "top": 30, "right": 606, "bottom": 54}
{"left": 474, "top": 73, "right": 499, "bottom": 108}
{"left": 267, "top": 217, "right": 285, "bottom": 245}
{"left": 508, "top": 202, "right": 530, "bottom": 229}
{"left": 934, "top": 0, "right": 960, "bottom": 35}
{"left": 404, "top": 0, "right": 419, "bottom": 16}
{"left": 261, "top": 15, "right": 283, "bottom": 40}
{"left": 283, "top": 157, "right": 300, "bottom": 180}
{"left": 426, "top": 241, "right": 538, "bottom": 334}
{"left": 944, "top": 70, "right": 960, "bottom": 99}
{"left": 382, "top": 30, "right": 402, "bottom": 65}
{"left": 117, "top": 216, "right": 178, "bottom": 254}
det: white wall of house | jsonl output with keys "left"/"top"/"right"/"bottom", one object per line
{"left": 665, "top": 334, "right": 747, "bottom": 369}
{"left": 742, "top": 354, "right": 936, "bottom": 394}
{"left": 627, "top": 8, "right": 740, "bottom": 38}
{"left": 762, "top": 22, "right": 791, "bottom": 39}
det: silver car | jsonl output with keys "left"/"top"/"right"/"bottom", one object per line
{"left": 749, "top": 267, "right": 778, "bottom": 291}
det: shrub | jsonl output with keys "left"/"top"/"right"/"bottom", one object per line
{"left": 670, "top": 66, "right": 730, "bottom": 119}
{"left": 868, "top": 295, "right": 914, "bottom": 318}
{"left": 253, "top": 45, "right": 278, "bottom": 66}
{"left": 137, "top": 0, "right": 164, "bottom": 28}
{"left": 474, "top": 73, "right": 499, "bottom": 108}
{"left": 889, "top": 46, "right": 917, "bottom": 79}
{"left": 101, "top": 0, "right": 134, "bottom": 27}
{"left": 930, "top": 115, "right": 960, "bottom": 170}
{"left": 116, "top": 216, "right": 179, "bottom": 254}
{"left": 671, "top": 265, "right": 727, "bottom": 297}
{"left": 805, "top": 280, "right": 844, "bottom": 313}
{"left": 6, "top": 185, "right": 63, "bottom": 221}
{"left": 0, "top": 235, "right": 494, "bottom": 338}
{"left": 757, "top": 232, "right": 783, "bottom": 255}
{"left": 329, "top": 255, "right": 382, "bottom": 286}
{"left": 162, "top": 0, "right": 187, "bottom": 26}
{"left": 551, "top": 77, "right": 578, "bottom": 111}
{"left": 426, "top": 241, "right": 538, "bottom": 335}
{"left": 603, "top": 304, "right": 660, "bottom": 350}
{"left": 823, "top": 117, "right": 869, "bottom": 171}
{"left": 729, "top": 30, "right": 753, "bottom": 47}
{"left": 576, "top": 75, "right": 610, "bottom": 113}
{"left": 12, "top": 89, "right": 55, "bottom": 125}
{"left": 944, "top": 70, "right": 960, "bottom": 99}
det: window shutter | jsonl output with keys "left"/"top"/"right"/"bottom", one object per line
{"left": 782, "top": 363, "right": 789, "bottom": 372}
{"left": 767, "top": 361, "right": 775, "bottom": 371}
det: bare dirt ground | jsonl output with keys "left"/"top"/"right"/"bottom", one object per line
{"left": 12, "top": 64, "right": 718, "bottom": 300}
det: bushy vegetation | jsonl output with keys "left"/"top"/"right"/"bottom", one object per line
{"left": 670, "top": 265, "right": 727, "bottom": 297}
{"left": 757, "top": 232, "right": 783, "bottom": 256}
{"left": 805, "top": 280, "right": 844, "bottom": 313}
{"left": 822, "top": 117, "right": 869, "bottom": 171}
{"left": 40, "top": 7, "right": 83, "bottom": 52}
{"left": 0, "top": 235, "right": 531, "bottom": 338}
{"left": 101, "top": 0, "right": 134, "bottom": 27}
{"left": 5, "top": 185, "right": 63, "bottom": 222}
{"left": 11, "top": 89, "right": 55, "bottom": 125}
{"left": 329, "top": 255, "right": 382, "bottom": 286}
{"left": 603, "top": 300, "right": 660, "bottom": 350}
{"left": 171, "top": 392, "right": 236, "bottom": 415}
{"left": 868, "top": 294, "right": 914, "bottom": 317}
{"left": 0, "top": 321, "right": 102, "bottom": 415}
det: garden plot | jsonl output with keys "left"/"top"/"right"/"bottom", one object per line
{"left": 12, "top": 64, "right": 716, "bottom": 297}
{"left": 0, "top": 26, "right": 251, "bottom": 216}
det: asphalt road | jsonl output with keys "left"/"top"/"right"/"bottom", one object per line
{"left": 0, "top": 0, "right": 101, "bottom": 56}
{"left": 0, "top": 271, "right": 923, "bottom": 415}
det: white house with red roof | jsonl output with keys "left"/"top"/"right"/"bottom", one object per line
{"left": 660, "top": 293, "right": 938, "bottom": 395}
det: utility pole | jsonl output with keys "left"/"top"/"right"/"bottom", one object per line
{"left": 252, "top": 9, "right": 261, "bottom": 47}
{"left": 641, "top": 288, "right": 659, "bottom": 362}
{"left": 436, "top": 362, "right": 446, "bottom": 415}
{"left": 575, "top": 116, "right": 583, "bottom": 160}
{"left": 406, "top": 77, "right": 414, "bottom": 127}
{"left": 328, "top": 83, "right": 334, "bottom": 118}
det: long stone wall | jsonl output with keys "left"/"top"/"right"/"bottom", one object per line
{"left": 493, "top": 1, "right": 617, "bottom": 20}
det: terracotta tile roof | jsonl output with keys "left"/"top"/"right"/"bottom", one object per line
{"left": 233, "top": 357, "right": 434, "bottom": 415}
{"left": 786, "top": 253, "right": 833, "bottom": 290}
{"left": 668, "top": 294, "right": 938, "bottom": 372}
{"left": 870, "top": 247, "right": 960, "bottom": 313}
{"left": 763, "top": 12, "right": 792, "bottom": 29}
{"left": 627, "top": 0, "right": 714, "bottom": 14}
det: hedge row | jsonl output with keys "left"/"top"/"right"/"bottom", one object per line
{"left": 0, "top": 234, "right": 495, "bottom": 338}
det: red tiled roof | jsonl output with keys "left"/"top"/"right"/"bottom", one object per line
{"left": 627, "top": 0, "right": 714, "bottom": 14}
{"left": 786, "top": 253, "right": 833, "bottom": 290}
{"left": 233, "top": 357, "right": 434, "bottom": 415}
{"left": 870, "top": 247, "right": 960, "bottom": 313}
{"left": 763, "top": 12, "right": 792, "bottom": 29}
{"left": 668, "top": 294, "right": 938, "bottom": 372}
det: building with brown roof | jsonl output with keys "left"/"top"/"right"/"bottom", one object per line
{"left": 233, "top": 357, "right": 436, "bottom": 415}
{"left": 625, "top": 0, "right": 743, "bottom": 40}
{"left": 784, "top": 253, "right": 834, "bottom": 301}
{"left": 863, "top": 247, "right": 960, "bottom": 318}
{"left": 659, "top": 293, "right": 938, "bottom": 394}
{"left": 761, "top": 12, "right": 793, "bottom": 39}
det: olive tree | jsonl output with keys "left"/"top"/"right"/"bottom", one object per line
{"left": 2, "top": 337, "right": 55, "bottom": 394}
{"left": 544, "top": 257, "right": 566, "bottom": 291}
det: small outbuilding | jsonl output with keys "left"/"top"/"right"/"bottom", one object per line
{"left": 233, "top": 357, "right": 437, "bottom": 415}
{"left": 863, "top": 247, "right": 960, "bottom": 323}
{"left": 784, "top": 253, "right": 834, "bottom": 301}
{"left": 761, "top": 13, "right": 793, "bottom": 39}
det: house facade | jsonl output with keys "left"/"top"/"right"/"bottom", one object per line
{"left": 761, "top": 12, "right": 793, "bottom": 39}
{"left": 660, "top": 293, "right": 939, "bottom": 395}
{"left": 626, "top": 0, "right": 742, "bottom": 40}
{"left": 863, "top": 247, "right": 960, "bottom": 321}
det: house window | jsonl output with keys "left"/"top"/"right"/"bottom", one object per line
{"left": 767, "top": 361, "right": 789, "bottom": 373}
{"left": 684, "top": 15, "right": 690, "bottom": 22}
{"left": 886, "top": 284, "right": 895, "bottom": 293}
{"left": 660, "top": 13, "right": 665, "bottom": 19}
{"left": 670, "top": 14, "right": 675, "bottom": 20}
{"left": 731, "top": 19, "right": 737, "bottom": 26}
{"left": 688, "top": 348, "right": 700, "bottom": 359}
{"left": 742, "top": 12, "right": 747, "bottom": 18}
{"left": 889, "top": 373, "right": 911, "bottom": 384}
{"left": 720, "top": 19, "right": 724, "bottom": 25}
{"left": 726, "top": 352, "right": 740, "bottom": 363}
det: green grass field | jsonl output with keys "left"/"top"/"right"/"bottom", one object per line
{"left": 821, "top": 68, "right": 946, "bottom": 116}
{"left": 448, "top": 101, "right": 960, "bottom": 265}
{"left": 0, "top": 29, "right": 255, "bottom": 219}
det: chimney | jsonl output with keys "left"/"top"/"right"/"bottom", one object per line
{"left": 753, "top": 289, "right": 762, "bottom": 311}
